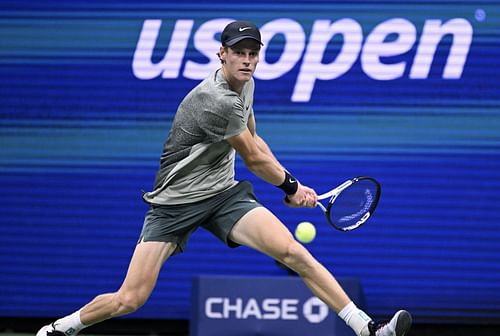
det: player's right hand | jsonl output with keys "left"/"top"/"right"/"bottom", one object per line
{"left": 284, "top": 183, "right": 317, "bottom": 208}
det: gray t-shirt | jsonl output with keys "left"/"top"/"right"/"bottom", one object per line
{"left": 143, "top": 69, "right": 254, "bottom": 205}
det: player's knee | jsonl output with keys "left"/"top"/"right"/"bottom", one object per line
{"left": 281, "top": 240, "right": 313, "bottom": 272}
{"left": 115, "top": 289, "right": 148, "bottom": 314}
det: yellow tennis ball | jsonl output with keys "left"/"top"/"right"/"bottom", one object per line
{"left": 295, "top": 221, "right": 316, "bottom": 243}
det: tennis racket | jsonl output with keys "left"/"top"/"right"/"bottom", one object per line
{"left": 316, "top": 176, "right": 381, "bottom": 232}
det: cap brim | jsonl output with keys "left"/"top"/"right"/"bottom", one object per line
{"left": 224, "top": 36, "right": 263, "bottom": 47}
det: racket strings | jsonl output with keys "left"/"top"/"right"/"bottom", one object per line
{"left": 329, "top": 182, "right": 378, "bottom": 229}
{"left": 337, "top": 189, "right": 373, "bottom": 223}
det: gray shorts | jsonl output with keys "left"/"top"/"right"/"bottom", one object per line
{"left": 139, "top": 181, "right": 262, "bottom": 255}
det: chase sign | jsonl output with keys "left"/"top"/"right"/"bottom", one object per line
{"left": 190, "top": 276, "right": 365, "bottom": 336}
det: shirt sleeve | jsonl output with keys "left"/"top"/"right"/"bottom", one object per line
{"left": 198, "top": 94, "right": 247, "bottom": 142}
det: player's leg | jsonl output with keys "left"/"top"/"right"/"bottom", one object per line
{"left": 37, "top": 240, "right": 176, "bottom": 336}
{"left": 228, "top": 207, "right": 351, "bottom": 311}
{"left": 228, "top": 207, "right": 411, "bottom": 336}
{"left": 81, "top": 240, "right": 177, "bottom": 323}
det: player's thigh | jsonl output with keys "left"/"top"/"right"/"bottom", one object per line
{"left": 120, "top": 241, "right": 176, "bottom": 294}
{"left": 228, "top": 207, "right": 295, "bottom": 259}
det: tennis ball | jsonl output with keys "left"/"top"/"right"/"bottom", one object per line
{"left": 295, "top": 221, "right": 316, "bottom": 244}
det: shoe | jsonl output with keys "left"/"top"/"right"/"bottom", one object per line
{"left": 36, "top": 324, "right": 66, "bottom": 336}
{"left": 369, "top": 310, "right": 412, "bottom": 336}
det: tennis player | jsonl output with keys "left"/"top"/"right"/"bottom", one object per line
{"left": 37, "top": 21, "right": 411, "bottom": 336}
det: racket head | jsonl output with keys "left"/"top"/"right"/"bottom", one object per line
{"left": 322, "top": 176, "right": 381, "bottom": 232}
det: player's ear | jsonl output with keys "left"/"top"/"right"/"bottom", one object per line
{"left": 219, "top": 46, "right": 227, "bottom": 64}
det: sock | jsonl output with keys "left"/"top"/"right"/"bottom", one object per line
{"left": 52, "top": 310, "right": 86, "bottom": 335}
{"left": 338, "top": 301, "right": 373, "bottom": 336}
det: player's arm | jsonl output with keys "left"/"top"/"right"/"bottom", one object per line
{"left": 247, "top": 112, "right": 283, "bottom": 169}
{"left": 228, "top": 116, "right": 316, "bottom": 208}
{"left": 227, "top": 128, "right": 285, "bottom": 186}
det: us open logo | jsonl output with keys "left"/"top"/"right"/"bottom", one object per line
{"left": 133, "top": 17, "right": 473, "bottom": 102}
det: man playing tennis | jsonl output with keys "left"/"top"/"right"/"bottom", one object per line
{"left": 37, "top": 21, "right": 411, "bottom": 336}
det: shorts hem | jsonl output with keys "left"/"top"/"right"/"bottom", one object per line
{"left": 138, "top": 235, "right": 185, "bottom": 255}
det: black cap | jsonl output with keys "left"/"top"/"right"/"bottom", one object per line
{"left": 221, "top": 21, "right": 263, "bottom": 47}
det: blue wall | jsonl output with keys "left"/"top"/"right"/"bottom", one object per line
{"left": 1, "top": 0, "right": 499, "bottom": 323}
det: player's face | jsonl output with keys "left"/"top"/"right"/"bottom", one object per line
{"left": 220, "top": 39, "right": 260, "bottom": 85}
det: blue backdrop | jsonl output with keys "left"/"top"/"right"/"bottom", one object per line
{"left": 1, "top": 0, "right": 499, "bottom": 324}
